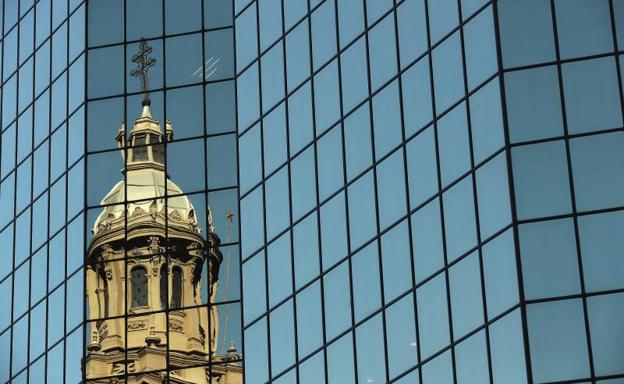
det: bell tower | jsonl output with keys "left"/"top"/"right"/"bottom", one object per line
{"left": 84, "top": 40, "right": 242, "bottom": 384}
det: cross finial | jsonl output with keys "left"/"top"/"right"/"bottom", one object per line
{"left": 130, "top": 38, "right": 156, "bottom": 106}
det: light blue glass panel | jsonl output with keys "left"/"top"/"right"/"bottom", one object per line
{"left": 498, "top": 0, "right": 556, "bottom": 68}
{"left": 48, "top": 233, "right": 65, "bottom": 291}
{"left": 438, "top": 102, "right": 470, "bottom": 187}
{"left": 412, "top": 199, "right": 444, "bottom": 283}
{"left": 348, "top": 172, "right": 377, "bottom": 250}
{"left": 352, "top": 242, "right": 381, "bottom": 322}
{"left": 338, "top": 0, "right": 364, "bottom": 48}
{"left": 47, "top": 342, "right": 63, "bottom": 384}
{"left": 417, "top": 274, "right": 450, "bottom": 358}
{"left": 407, "top": 127, "right": 438, "bottom": 208}
{"left": 244, "top": 319, "right": 269, "bottom": 384}
{"left": 520, "top": 218, "right": 580, "bottom": 299}
{"left": 1, "top": 125, "right": 16, "bottom": 178}
{"left": 470, "top": 78, "right": 504, "bottom": 165}
{"left": 464, "top": 6, "right": 497, "bottom": 90}
{"left": 386, "top": 295, "right": 418, "bottom": 379}
{"left": 259, "top": 0, "right": 282, "bottom": 51}
{"left": 235, "top": 5, "right": 258, "bottom": 72}
{"left": 422, "top": 351, "right": 453, "bottom": 384}
{"left": 578, "top": 211, "right": 624, "bottom": 292}
{"left": 345, "top": 103, "right": 373, "bottom": 181}
{"left": 381, "top": 221, "right": 412, "bottom": 302}
{"left": 2, "top": 77, "right": 17, "bottom": 129}
{"left": 483, "top": 229, "right": 518, "bottom": 319}
{"left": 47, "top": 285, "right": 64, "bottom": 345}
{"left": 12, "top": 316, "right": 28, "bottom": 373}
{"left": 356, "top": 315, "right": 387, "bottom": 384}
{"left": 267, "top": 232, "right": 292, "bottom": 307}
{"left": 0, "top": 227, "right": 13, "bottom": 280}
{"left": 402, "top": 57, "right": 432, "bottom": 135}
{"left": 450, "top": 251, "right": 484, "bottom": 339}
{"left": 286, "top": 22, "right": 310, "bottom": 92}
{"left": 555, "top": 0, "right": 613, "bottom": 59}
{"left": 377, "top": 151, "right": 407, "bottom": 230}
{"left": 443, "top": 176, "right": 477, "bottom": 262}
{"left": 324, "top": 262, "right": 352, "bottom": 340}
{"left": 241, "top": 187, "right": 264, "bottom": 258}
{"left": 296, "top": 282, "right": 323, "bottom": 357}
{"left": 87, "top": 0, "right": 123, "bottom": 46}
{"left": 397, "top": 0, "right": 427, "bottom": 69}
{"left": 311, "top": 0, "right": 336, "bottom": 71}
{"left": 0, "top": 331, "right": 8, "bottom": 383}
{"left": 527, "top": 299, "right": 590, "bottom": 382}
{"left": 570, "top": 132, "right": 624, "bottom": 211}
{"left": 616, "top": 0, "right": 624, "bottom": 48}
{"left": 318, "top": 125, "right": 344, "bottom": 201}
{"left": 270, "top": 300, "right": 296, "bottom": 376}
{"left": 428, "top": 0, "right": 458, "bottom": 44}
{"left": 284, "top": 0, "right": 306, "bottom": 29}
{"left": 263, "top": 104, "right": 287, "bottom": 174}
{"left": 373, "top": 81, "right": 402, "bottom": 160}
{"left": 321, "top": 192, "right": 348, "bottom": 270}
{"left": 476, "top": 154, "right": 511, "bottom": 239}
{"left": 433, "top": 32, "right": 464, "bottom": 114}
{"left": 293, "top": 214, "right": 320, "bottom": 289}
{"left": 261, "top": 42, "right": 285, "bottom": 113}
{"left": 30, "top": 302, "right": 46, "bottom": 360}
{"left": 265, "top": 168, "right": 290, "bottom": 241}
{"left": 505, "top": 65, "right": 563, "bottom": 143}
{"left": 288, "top": 82, "right": 314, "bottom": 154}
{"left": 242, "top": 252, "right": 266, "bottom": 324}
{"left": 0, "top": 277, "right": 12, "bottom": 330}
{"left": 51, "top": 23, "right": 68, "bottom": 79}
{"left": 237, "top": 64, "right": 260, "bottom": 132}
{"left": 15, "top": 160, "right": 32, "bottom": 214}
{"left": 512, "top": 141, "right": 571, "bottom": 220}
{"left": 299, "top": 351, "right": 326, "bottom": 384}
{"left": 314, "top": 61, "right": 340, "bottom": 135}
{"left": 369, "top": 14, "right": 397, "bottom": 91}
{"left": 66, "top": 271, "right": 83, "bottom": 330}
{"left": 462, "top": 0, "right": 488, "bottom": 19}
{"left": 13, "top": 261, "right": 30, "bottom": 319}
{"left": 563, "top": 57, "right": 622, "bottom": 134}
{"left": 490, "top": 310, "right": 527, "bottom": 384}
{"left": 366, "top": 0, "right": 392, "bottom": 25}
{"left": 456, "top": 330, "right": 490, "bottom": 384}
{"left": 341, "top": 38, "right": 368, "bottom": 113}
{"left": 327, "top": 333, "right": 356, "bottom": 384}
{"left": 587, "top": 293, "right": 624, "bottom": 376}
{"left": 291, "top": 147, "right": 316, "bottom": 221}
{"left": 239, "top": 124, "right": 262, "bottom": 193}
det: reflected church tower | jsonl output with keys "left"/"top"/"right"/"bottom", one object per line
{"left": 84, "top": 40, "right": 242, "bottom": 384}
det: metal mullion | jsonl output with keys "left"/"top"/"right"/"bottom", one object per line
{"left": 422, "top": 0, "right": 458, "bottom": 381}
{"left": 524, "top": 287, "right": 624, "bottom": 306}
{"left": 608, "top": 0, "right": 624, "bottom": 124}
{"left": 122, "top": 0, "right": 130, "bottom": 381}
{"left": 81, "top": 0, "right": 89, "bottom": 379}
{"left": 454, "top": 2, "right": 494, "bottom": 383}
{"left": 548, "top": 1, "right": 596, "bottom": 380}
{"left": 502, "top": 50, "right": 624, "bottom": 74}
{"left": 302, "top": 0, "right": 330, "bottom": 380}
{"left": 491, "top": 0, "right": 535, "bottom": 382}
{"left": 279, "top": 0, "right": 300, "bottom": 381}
{"left": 391, "top": 0, "right": 423, "bottom": 379}
{"left": 251, "top": 0, "right": 273, "bottom": 379}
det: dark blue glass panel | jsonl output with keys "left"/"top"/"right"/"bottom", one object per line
{"left": 464, "top": 6, "right": 497, "bottom": 90}
{"left": 587, "top": 293, "right": 624, "bottom": 376}
{"left": 555, "top": 0, "right": 613, "bottom": 59}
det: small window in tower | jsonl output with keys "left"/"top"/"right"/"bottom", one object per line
{"left": 130, "top": 266, "right": 148, "bottom": 308}
{"left": 171, "top": 267, "right": 183, "bottom": 309}
{"left": 160, "top": 264, "right": 167, "bottom": 310}
{"left": 132, "top": 134, "right": 148, "bottom": 161}
{"left": 152, "top": 143, "right": 164, "bottom": 164}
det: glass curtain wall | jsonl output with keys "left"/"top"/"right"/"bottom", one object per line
{"left": 0, "top": 0, "right": 86, "bottom": 383}
{"left": 236, "top": 0, "right": 624, "bottom": 383}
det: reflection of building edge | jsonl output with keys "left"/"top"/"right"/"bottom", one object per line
{"left": 84, "top": 105, "right": 242, "bottom": 384}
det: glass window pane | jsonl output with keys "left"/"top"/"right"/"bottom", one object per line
{"left": 244, "top": 319, "right": 269, "bottom": 384}
{"left": 572, "top": 132, "right": 624, "bottom": 210}
{"left": 482, "top": 229, "right": 518, "bottom": 319}
{"left": 562, "top": 57, "right": 623, "bottom": 134}
{"left": 314, "top": 61, "right": 340, "bottom": 135}
{"left": 286, "top": 22, "right": 310, "bottom": 92}
{"left": 241, "top": 187, "right": 264, "bottom": 258}
{"left": 456, "top": 330, "right": 490, "bottom": 384}
{"left": 356, "top": 315, "right": 386, "bottom": 384}
{"left": 464, "top": 6, "right": 497, "bottom": 90}
{"left": 512, "top": 141, "right": 571, "bottom": 220}
{"left": 397, "top": 0, "right": 427, "bottom": 69}
{"left": 377, "top": 151, "right": 407, "bottom": 230}
{"left": 317, "top": 125, "right": 344, "bottom": 201}
{"left": 498, "top": 0, "right": 556, "bottom": 68}
{"left": 265, "top": 168, "right": 290, "bottom": 241}
{"left": 324, "top": 262, "right": 352, "bottom": 340}
{"left": 450, "top": 251, "right": 484, "bottom": 339}
{"left": 311, "top": 0, "right": 336, "bottom": 71}
{"left": 242, "top": 252, "right": 266, "bottom": 324}
{"left": 338, "top": 0, "right": 364, "bottom": 48}
{"left": 235, "top": 4, "right": 258, "bottom": 72}
{"left": 385, "top": 295, "right": 418, "bottom": 379}
{"left": 327, "top": 333, "right": 355, "bottom": 384}
{"left": 344, "top": 103, "right": 373, "bottom": 181}
{"left": 505, "top": 65, "right": 564, "bottom": 143}
{"left": 270, "top": 300, "right": 295, "bottom": 376}
{"left": 519, "top": 218, "right": 581, "bottom": 300}
{"left": 470, "top": 77, "right": 504, "bottom": 163}
{"left": 490, "top": 310, "right": 528, "bottom": 384}
{"left": 476, "top": 154, "right": 511, "bottom": 239}
{"left": 402, "top": 57, "right": 433, "bottom": 135}
{"left": 261, "top": 42, "right": 285, "bottom": 112}
{"left": 381, "top": 221, "right": 412, "bottom": 302}
{"left": 291, "top": 147, "right": 316, "bottom": 221}
{"left": 369, "top": 14, "right": 397, "bottom": 91}
{"left": 438, "top": 102, "right": 470, "bottom": 187}
{"left": 259, "top": 0, "right": 282, "bottom": 51}
{"left": 527, "top": 299, "right": 590, "bottom": 382}
{"left": 578, "top": 211, "right": 624, "bottom": 292}
{"left": 428, "top": 0, "right": 458, "bottom": 44}
{"left": 443, "top": 176, "right": 477, "bottom": 262}
{"left": 373, "top": 81, "right": 402, "bottom": 160}
{"left": 263, "top": 104, "right": 287, "bottom": 175}
{"left": 321, "top": 192, "right": 348, "bottom": 270}
{"left": 239, "top": 124, "right": 262, "bottom": 193}
{"left": 296, "top": 282, "right": 323, "bottom": 357}
{"left": 433, "top": 32, "right": 464, "bottom": 114}
{"left": 412, "top": 198, "right": 445, "bottom": 283}
{"left": 267, "top": 232, "right": 292, "bottom": 307}
{"left": 417, "top": 274, "right": 450, "bottom": 359}
{"left": 288, "top": 82, "right": 314, "bottom": 153}
{"left": 422, "top": 350, "right": 453, "bottom": 384}
{"left": 238, "top": 64, "right": 260, "bottom": 132}
{"left": 341, "top": 38, "right": 368, "bottom": 113}
{"left": 407, "top": 127, "right": 438, "bottom": 208}
{"left": 555, "top": 0, "right": 613, "bottom": 59}
{"left": 587, "top": 293, "right": 624, "bottom": 376}
{"left": 348, "top": 172, "right": 377, "bottom": 250}
{"left": 293, "top": 214, "right": 320, "bottom": 289}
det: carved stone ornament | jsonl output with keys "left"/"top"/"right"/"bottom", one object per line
{"left": 149, "top": 199, "right": 158, "bottom": 219}
{"left": 169, "top": 209, "right": 182, "bottom": 222}
{"left": 131, "top": 206, "right": 145, "bottom": 218}
{"left": 105, "top": 267, "right": 113, "bottom": 281}
{"left": 98, "top": 324, "right": 109, "bottom": 339}
{"left": 127, "top": 319, "right": 148, "bottom": 331}
{"left": 168, "top": 319, "right": 184, "bottom": 333}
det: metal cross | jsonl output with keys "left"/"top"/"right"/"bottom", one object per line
{"left": 130, "top": 39, "right": 156, "bottom": 105}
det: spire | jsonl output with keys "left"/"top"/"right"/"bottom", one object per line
{"left": 130, "top": 38, "right": 156, "bottom": 106}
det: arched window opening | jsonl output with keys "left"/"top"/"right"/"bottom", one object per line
{"left": 131, "top": 266, "right": 148, "bottom": 308}
{"left": 160, "top": 264, "right": 168, "bottom": 310}
{"left": 171, "top": 267, "right": 183, "bottom": 309}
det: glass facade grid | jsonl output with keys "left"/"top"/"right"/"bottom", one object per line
{"left": 236, "top": 0, "right": 624, "bottom": 383}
